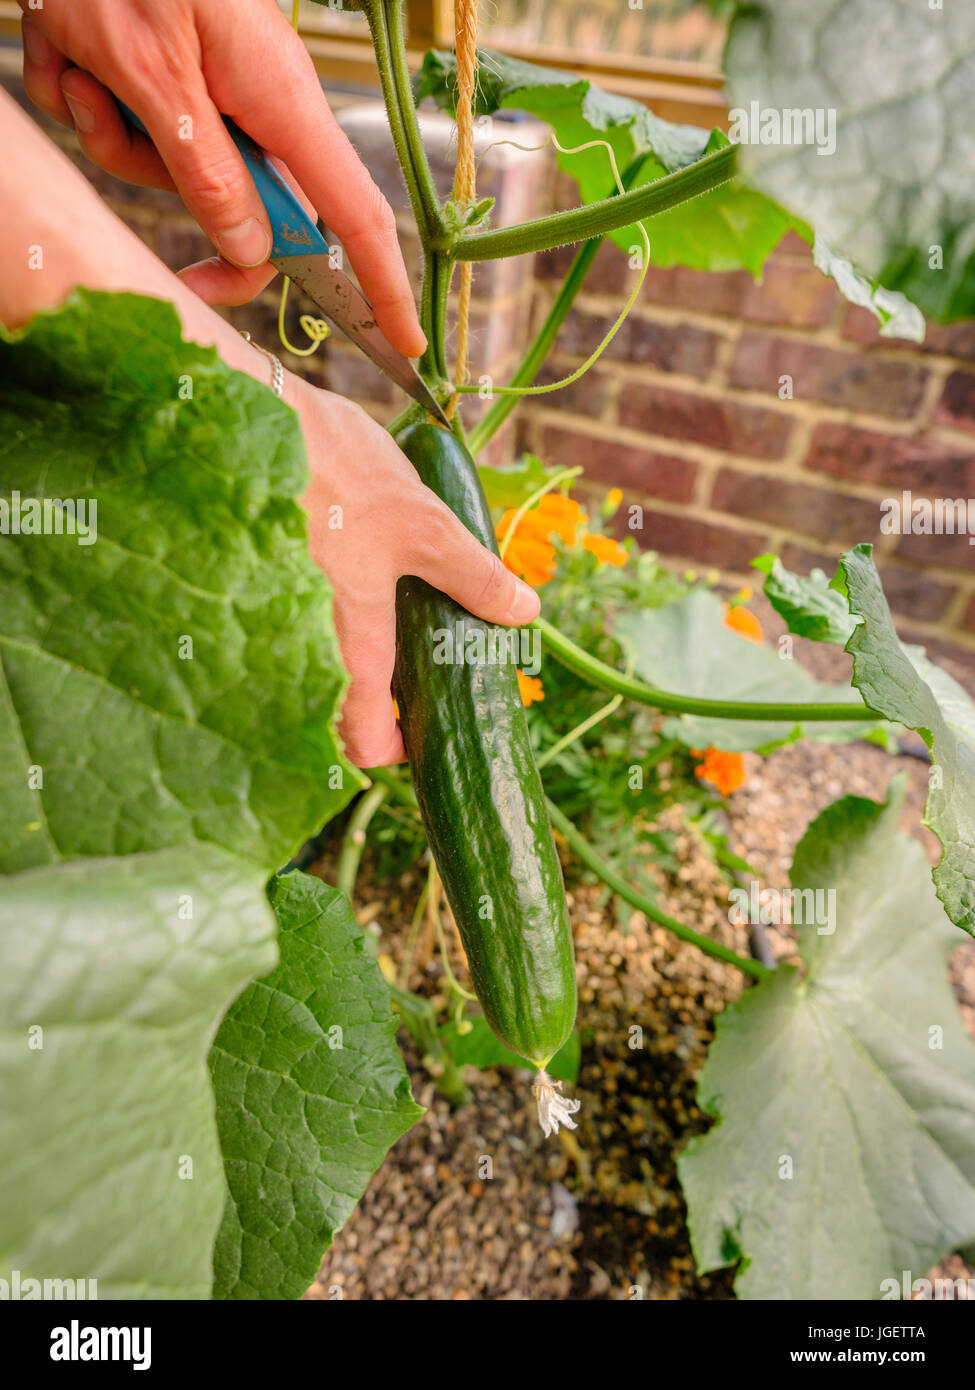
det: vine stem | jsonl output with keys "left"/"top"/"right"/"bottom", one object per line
{"left": 468, "top": 236, "right": 600, "bottom": 453}
{"left": 449, "top": 144, "right": 737, "bottom": 260}
{"left": 336, "top": 781, "right": 389, "bottom": 899}
{"left": 363, "top": 0, "right": 443, "bottom": 241}
{"left": 545, "top": 799, "right": 771, "bottom": 981}
{"left": 467, "top": 149, "right": 653, "bottom": 453}
{"left": 536, "top": 615, "right": 882, "bottom": 723}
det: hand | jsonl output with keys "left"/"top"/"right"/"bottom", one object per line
{"left": 18, "top": 0, "right": 425, "bottom": 356}
{"left": 292, "top": 378, "right": 541, "bottom": 767}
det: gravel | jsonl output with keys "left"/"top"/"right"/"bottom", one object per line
{"left": 306, "top": 623, "right": 975, "bottom": 1300}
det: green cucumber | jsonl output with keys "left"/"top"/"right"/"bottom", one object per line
{"left": 394, "top": 423, "right": 577, "bottom": 1067}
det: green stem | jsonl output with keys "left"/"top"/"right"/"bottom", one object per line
{"left": 364, "top": 0, "right": 443, "bottom": 242}
{"left": 536, "top": 690, "right": 623, "bottom": 770}
{"left": 366, "top": 763, "right": 420, "bottom": 808}
{"left": 449, "top": 144, "right": 736, "bottom": 261}
{"left": 468, "top": 237, "right": 601, "bottom": 454}
{"left": 546, "top": 799, "right": 770, "bottom": 981}
{"left": 387, "top": 982, "right": 473, "bottom": 1107}
{"left": 537, "top": 616, "right": 881, "bottom": 722}
{"left": 336, "top": 782, "right": 389, "bottom": 899}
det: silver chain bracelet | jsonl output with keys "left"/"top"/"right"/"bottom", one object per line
{"left": 239, "top": 330, "right": 285, "bottom": 399}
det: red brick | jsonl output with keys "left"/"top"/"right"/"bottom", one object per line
{"left": 731, "top": 334, "right": 929, "bottom": 419}
{"left": 610, "top": 508, "right": 767, "bottom": 572}
{"left": 739, "top": 260, "right": 838, "bottom": 328}
{"left": 710, "top": 471, "right": 881, "bottom": 545}
{"left": 642, "top": 265, "right": 752, "bottom": 319}
{"left": 779, "top": 542, "right": 844, "bottom": 577}
{"left": 538, "top": 426, "right": 697, "bottom": 503}
{"left": 619, "top": 383, "right": 792, "bottom": 459}
{"left": 894, "top": 527, "right": 975, "bottom": 571}
{"left": 535, "top": 239, "right": 634, "bottom": 295}
{"left": 935, "top": 372, "right": 975, "bottom": 433}
{"left": 843, "top": 305, "right": 975, "bottom": 361}
{"left": 806, "top": 422, "right": 975, "bottom": 493}
{"left": 531, "top": 367, "right": 611, "bottom": 416}
{"left": 875, "top": 566, "right": 959, "bottom": 623}
{"left": 555, "top": 311, "right": 719, "bottom": 377}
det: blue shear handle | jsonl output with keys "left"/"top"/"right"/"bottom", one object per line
{"left": 118, "top": 102, "right": 329, "bottom": 260}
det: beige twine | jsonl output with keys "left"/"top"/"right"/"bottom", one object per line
{"left": 447, "top": 0, "right": 479, "bottom": 419}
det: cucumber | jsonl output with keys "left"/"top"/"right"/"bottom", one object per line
{"left": 394, "top": 423, "right": 577, "bottom": 1067}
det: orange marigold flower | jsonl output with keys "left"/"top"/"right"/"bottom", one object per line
{"left": 606, "top": 487, "right": 623, "bottom": 509}
{"left": 582, "top": 532, "right": 627, "bottom": 567}
{"left": 496, "top": 492, "right": 588, "bottom": 585}
{"left": 502, "top": 533, "right": 557, "bottom": 587}
{"left": 534, "top": 492, "right": 588, "bottom": 545}
{"left": 723, "top": 603, "right": 764, "bottom": 644}
{"left": 517, "top": 669, "right": 545, "bottom": 706}
{"left": 691, "top": 746, "right": 747, "bottom": 797}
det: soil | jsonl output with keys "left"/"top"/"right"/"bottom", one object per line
{"left": 306, "top": 621, "right": 975, "bottom": 1301}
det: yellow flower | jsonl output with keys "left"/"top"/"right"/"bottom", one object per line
{"left": 582, "top": 532, "right": 627, "bottom": 567}
{"left": 723, "top": 603, "right": 764, "bottom": 644}
{"left": 690, "top": 747, "right": 747, "bottom": 797}
{"left": 517, "top": 669, "right": 545, "bottom": 706}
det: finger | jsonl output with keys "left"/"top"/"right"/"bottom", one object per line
{"left": 59, "top": 68, "right": 176, "bottom": 190}
{"left": 177, "top": 255, "right": 277, "bottom": 307}
{"left": 133, "top": 80, "right": 272, "bottom": 269}
{"left": 21, "top": 18, "right": 73, "bottom": 127}
{"left": 332, "top": 596, "right": 405, "bottom": 768}
{"left": 178, "top": 154, "right": 316, "bottom": 304}
{"left": 406, "top": 501, "right": 541, "bottom": 627}
{"left": 197, "top": 10, "right": 425, "bottom": 358}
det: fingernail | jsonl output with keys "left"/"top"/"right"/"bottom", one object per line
{"left": 63, "top": 91, "right": 95, "bottom": 134}
{"left": 507, "top": 581, "right": 540, "bottom": 625}
{"left": 215, "top": 218, "right": 271, "bottom": 268}
{"left": 22, "top": 20, "right": 49, "bottom": 65}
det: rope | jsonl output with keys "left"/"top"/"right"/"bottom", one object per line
{"left": 448, "top": 0, "right": 479, "bottom": 418}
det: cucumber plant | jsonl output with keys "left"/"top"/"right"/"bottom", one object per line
{"left": 2, "top": 0, "right": 975, "bottom": 1301}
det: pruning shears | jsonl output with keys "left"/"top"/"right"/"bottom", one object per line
{"left": 119, "top": 103, "right": 449, "bottom": 425}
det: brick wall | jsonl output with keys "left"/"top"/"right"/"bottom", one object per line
{"left": 5, "top": 48, "right": 974, "bottom": 682}
{"left": 519, "top": 197, "right": 975, "bottom": 681}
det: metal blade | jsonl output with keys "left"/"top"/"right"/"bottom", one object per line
{"left": 274, "top": 253, "right": 449, "bottom": 426}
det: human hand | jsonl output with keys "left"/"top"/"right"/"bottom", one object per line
{"left": 18, "top": 0, "right": 425, "bottom": 356}
{"left": 291, "top": 379, "right": 541, "bottom": 767}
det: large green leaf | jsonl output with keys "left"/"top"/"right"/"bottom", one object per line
{"left": 416, "top": 48, "right": 791, "bottom": 274}
{"left": 0, "top": 290, "right": 357, "bottom": 876}
{"left": 680, "top": 780, "right": 975, "bottom": 1300}
{"left": 840, "top": 544, "right": 975, "bottom": 935}
{"left": 210, "top": 872, "right": 422, "bottom": 1300}
{"left": 0, "top": 846, "right": 276, "bottom": 1298}
{"left": 720, "top": 0, "right": 975, "bottom": 321}
{"left": 614, "top": 590, "right": 877, "bottom": 752}
{"left": 752, "top": 554, "right": 858, "bottom": 646}
{"left": 0, "top": 291, "right": 358, "bottom": 1296}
